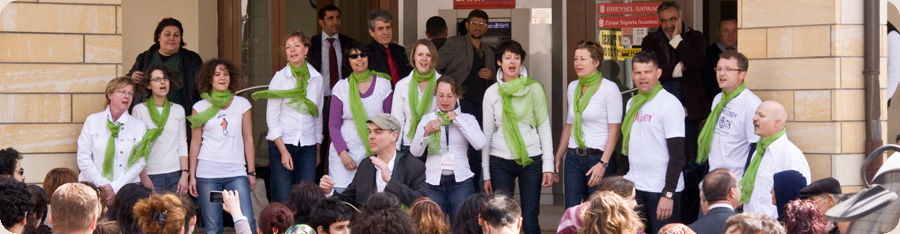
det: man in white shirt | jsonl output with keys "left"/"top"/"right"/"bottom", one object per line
{"left": 622, "top": 51, "right": 687, "bottom": 234}
{"left": 741, "top": 100, "right": 811, "bottom": 218}
{"left": 319, "top": 113, "right": 427, "bottom": 207}
{"left": 689, "top": 168, "right": 740, "bottom": 234}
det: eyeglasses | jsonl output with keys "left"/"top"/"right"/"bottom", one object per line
{"left": 16, "top": 168, "right": 23, "bottom": 176}
{"left": 115, "top": 90, "right": 134, "bottom": 97}
{"left": 348, "top": 53, "right": 368, "bottom": 59}
{"left": 714, "top": 67, "right": 745, "bottom": 73}
{"left": 469, "top": 21, "right": 488, "bottom": 27}
{"left": 149, "top": 76, "right": 169, "bottom": 83}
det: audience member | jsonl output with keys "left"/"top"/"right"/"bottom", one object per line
{"left": 93, "top": 221, "right": 123, "bottom": 234}
{"left": 0, "top": 147, "right": 25, "bottom": 183}
{"left": 688, "top": 169, "right": 740, "bottom": 234}
{"left": 558, "top": 177, "right": 637, "bottom": 234}
{"left": 221, "top": 190, "right": 253, "bottom": 234}
{"left": 408, "top": 197, "right": 449, "bottom": 234}
{"left": 80, "top": 182, "right": 110, "bottom": 220}
{"left": 0, "top": 177, "right": 34, "bottom": 234}
{"left": 771, "top": 170, "right": 807, "bottom": 219}
{"left": 799, "top": 177, "right": 843, "bottom": 234}
{"left": 106, "top": 183, "right": 152, "bottom": 234}
{"left": 783, "top": 199, "right": 828, "bottom": 234}
{"left": 451, "top": 193, "right": 486, "bottom": 234}
{"left": 50, "top": 183, "right": 103, "bottom": 234}
{"left": 175, "top": 194, "right": 197, "bottom": 234}
{"left": 309, "top": 197, "right": 356, "bottom": 234}
{"left": 478, "top": 194, "right": 522, "bottom": 234}
{"left": 578, "top": 191, "right": 643, "bottom": 234}
{"left": 349, "top": 192, "right": 419, "bottom": 234}
{"left": 425, "top": 16, "right": 448, "bottom": 49}
{"left": 257, "top": 203, "right": 293, "bottom": 234}
{"left": 132, "top": 193, "right": 185, "bottom": 234}
{"left": 24, "top": 185, "right": 51, "bottom": 234}
{"left": 43, "top": 168, "right": 79, "bottom": 198}
{"left": 723, "top": 213, "right": 785, "bottom": 234}
{"left": 284, "top": 182, "right": 325, "bottom": 225}
{"left": 659, "top": 223, "right": 697, "bottom": 234}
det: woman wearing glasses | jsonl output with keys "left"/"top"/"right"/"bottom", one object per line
{"left": 76, "top": 76, "right": 149, "bottom": 204}
{"left": 392, "top": 39, "right": 441, "bottom": 154}
{"left": 323, "top": 42, "right": 393, "bottom": 194}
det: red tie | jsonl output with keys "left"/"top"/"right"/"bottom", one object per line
{"left": 385, "top": 48, "right": 401, "bottom": 87}
{"left": 327, "top": 38, "right": 339, "bottom": 89}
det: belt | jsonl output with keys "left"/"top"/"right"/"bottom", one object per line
{"left": 572, "top": 147, "right": 603, "bottom": 156}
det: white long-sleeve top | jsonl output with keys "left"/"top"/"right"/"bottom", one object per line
{"left": 743, "top": 134, "right": 811, "bottom": 219}
{"left": 410, "top": 107, "right": 485, "bottom": 185}
{"left": 481, "top": 67, "right": 554, "bottom": 180}
{"left": 391, "top": 70, "right": 441, "bottom": 147}
{"left": 264, "top": 64, "right": 325, "bottom": 146}
{"left": 76, "top": 107, "right": 147, "bottom": 193}
{"left": 132, "top": 102, "right": 188, "bottom": 175}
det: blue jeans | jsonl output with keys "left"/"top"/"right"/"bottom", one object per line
{"left": 196, "top": 176, "right": 256, "bottom": 234}
{"left": 563, "top": 149, "right": 618, "bottom": 208}
{"left": 268, "top": 141, "right": 317, "bottom": 203}
{"left": 427, "top": 175, "right": 474, "bottom": 223}
{"left": 149, "top": 170, "right": 182, "bottom": 194}
{"left": 635, "top": 189, "right": 682, "bottom": 234}
{"left": 489, "top": 156, "right": 542, "bottom": 234}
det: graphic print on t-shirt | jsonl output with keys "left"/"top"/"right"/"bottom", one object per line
{"left": 714, "top": 108, "right": 738, "bottom": 135}
{"left": 218, "top": 113, "right": 228, "bottom": 136}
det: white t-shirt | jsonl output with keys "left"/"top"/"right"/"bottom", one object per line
{"left": 623, "top": 89, "right": 686, "bottom": 193}
{"left": 708, "top": 89, "right": 762, "bottom": 180}
{"left": 743, "top": 134, "right": 812, "bottom": 218}
{"left": 193, "top": 96, "right": 253, "bottom": 178}
{"left": 565, "top": 78, "right": 623, "bottom": 149}
{"left": 132, "top": 103, "right": 189, "bottom": 175}
{"left": 328, "top": 76, "right": 393, "bottom": 188}
{"left": 391, "top": 71, "right": 440, "bottom": 147}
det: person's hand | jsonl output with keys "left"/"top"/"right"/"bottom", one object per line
{"left": 447, "top": 111, "right": 458, "bottom": 121}
{"left": 281, "top": 150, "right": 294, "bottom": 170}
{"left": 221, "top": 190, "right": 244, "bottom": 218}
{"left": 177, "top": 173, "right": 190, "bottom": 194}
{"left": 586, "top": 163, "right": 607, "bottom": 187}
{"left": 189, "top": 176, "right": 199, "bottom": 197}
{"left": 371, "top": 157, "right": 392, "bottom": 183}
{"left": 657, "top": 196, "right": 674, "bottom": 221}
{"left": 478, "top": 68, "right": 492, "bottom": 80}
{"left": 142, "top": 179, "right": 155, "bottom": 192}
{"left": 483, "top": 180, "right": 493, "bottom": 195}
{"left": 320, "top": 175, "right": 335, "bottom": 194}
{"left": 339, "top": 151, "right": 357, "bottom": 170}
{"left": 101, "top": 184, "right": 115, "bottom": 204}
{"left": 248, "top": 174, "right": 257, "bottom": 191}
{"left": 541, "top": 172, "right": 555, "bottom": 187}
{"left": 131, "top": 71, "right": 145, "bottom": 83}
{"left": 553, "top": 151, "right": 565, "bottom": 183}
{"left": 424, "top": 119, "right": 442, "bottom": 136}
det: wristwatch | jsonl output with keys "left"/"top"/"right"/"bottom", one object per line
{"left": 664, "top": 191, "right": 674, "bottom": 199}
{"left": 599, "top": 160, "right": 609, "bottom": 168}
{"left": 180, "top": 169, "right": 190, "bottom": 174}
{"left": 247, "top": 171, "right": 257, "bottom": 176}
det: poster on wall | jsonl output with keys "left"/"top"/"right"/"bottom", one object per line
{"left": 454, "top": 0, "right": 515, "bottom": 9}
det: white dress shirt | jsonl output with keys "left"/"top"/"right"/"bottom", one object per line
{"left": 743, "top": 134, "right": 811, "bottom": 219}
{"left": 410, "top": 108, "right": 485, "bottom": 185}
{"left": 132, "top": 102, "right": 188, "bottom": 175}
{"left": 391, "top": 70, "right": 441, "bottom": 147}
{"left": 76, "top": 107, "right": 148, "bottom": 192}
{"left": 321, "top": 31, "right": 343, "bottom": 96}
{"left": 375, "top": 155, "right": 397, "bottom": 192}
{"left": 265, "top": 63, "right": 325, "bottom": 146}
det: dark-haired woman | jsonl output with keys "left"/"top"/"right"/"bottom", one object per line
{"left": 128, "top": 17, "right": 202, "bottom": 113}
{"left": 133, "top": 64, "right": 190, "bottom": 194}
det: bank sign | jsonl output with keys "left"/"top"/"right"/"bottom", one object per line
{"left": 596, "top": 2, "right": 660, "bottom": 28}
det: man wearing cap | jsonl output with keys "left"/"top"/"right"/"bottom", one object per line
{"left": 319, "top": 113, "right": 428, "bottom": 207}
{"left": 800, "top": 177, "right": 845, "bottom": 234}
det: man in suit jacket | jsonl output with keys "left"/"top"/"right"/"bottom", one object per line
{"left": 689, "top": 168, "right": 740, "bottom": 234}
{"left": 319, "top": 113, "right": 428, "bottom": 207}
{"left": 365, "top": 8, "right": 412, "bottom": 87}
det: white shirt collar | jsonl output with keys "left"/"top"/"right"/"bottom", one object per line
{"left": 322, "top": 31, "right": 338, "bottom": 41}
{"left": 709, "top": 203, "right": 735, "bottom": 211}
{"left": 495, "top": 66, "right": 529, "bottom": 84}
{"left": 105, "top": 106, "right": 130, "bottom": 124}
{"left": 716, "top": 42, "right": 737, "bottom": 51}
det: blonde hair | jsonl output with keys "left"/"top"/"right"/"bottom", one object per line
{"left": 408, "top": 39, "right": 439, "bottom": 70}
{"left": 578, "top": 191, "right": 644, "bottom": 234}
{"left": 133, "top": 194, "right": 186, "bottom": 234}
{"left": 104, "top": 76, "right": 135, "bottom": 105}
{"left": 408, "top": 198, "right": 449, "bottom": 234}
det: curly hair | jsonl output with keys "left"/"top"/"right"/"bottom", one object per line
{"left": 783, "top": 200, "right": 828, "bottom": 234}
{"left": 578, "top": 191, "right": 643, "bottom": 234}
{"left": 133, "top": 194, "right": 186, "bottom": 234}
{"left": 284, "top": 182, "right": 325, "bottom": 224}
{"left": 349, "top": 193, "right": 419, "bottom": 234}
{"left": 195, "top": 59, "right": 242, "bottom": 94}
{"left": 0, "top": 147, "right": 22, "bottom": 177}
{"left": 259, "top": 203, "right": 293, "bottom": 234}
{"left": 43, "top": 168, "right": 78, "bottom": 198}
{"left": 0, "top": 177, "right": 34, "bottom": 229}
{"left": 140, "top": 64, "right": 183, "bottom": 98}
{"left": 108, "top": 183, "right": 152, "bottom": 234}
{"left": 659, "top": 223, "right": 696, "bottom": 234}
{"left": 408, "top": 198, "right": 449, "bottom": 234}
{"left": 309, "top": 197, "right": 356, "bottom": 233}
{"left": 451, "top": 193, "right": 485, "bottom": 234}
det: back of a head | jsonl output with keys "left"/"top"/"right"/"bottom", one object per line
{"left": 425, "top": 16, "right": 447, "bottom": 37}
{"left": 259, "top": 203, "right": 294, "bottom": 234}
{"left": 175, "top": 193, "right": 196, "bottom": 233}
{"left": 133, "top": 194, "right": 185, "bottom": 234}
{"left": 93, "top": 220, "right": 123, "bottom": 234}
{"left": 43, "top": 168, "right": 78, "bottom": 198}
{"left": 51, "top": 183, "right": 100, "bottom": 233}
{"left": 773, "top": 170, "right": 807, "bottom": 217}
{"left": 452, "top": 193, "right": 486, "bottom": 234}
{"left": 783, "top": 200, "right": 828, "bottom": 234}
{"left": 109, "top": 183, "right": 152, "bottom": 234}
{"left": 350, "top": 193, "right": 419, "bottom": 234}
{"left": 659, "top": 223, "right": 697, "bottom": 234}
{"left": 309, "top": 197, "right": 356, "bottom": 234}
{"left": 578, "top": 191, "right": 643, "bottom": 234}
{"left": 597, "top": 176, "right": 635, "bottom": 198}
{"left": 724, "top": 212, "right": 786, "bottom": 234}
{"left": 0, "top": 177, "right": 33, "bottom": 230}
{"left": 25, "top": 185, "right": 50, "bottom": 231}
{"left": 409, "top": 198, "right": 449, "bottom": 234}
{"left": 479, "top": 194, "right": 521, "bottom": 230}
{"left": 285, "top": 181, "right": 325, "bottom": 224}
{"left": 703, "top": 168, "right": 737, "bottom": 202}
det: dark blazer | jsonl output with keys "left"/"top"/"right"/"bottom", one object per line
{"left": 127, "top": 44, "right": 203, "bottom": 116}
{"left": 688, "top": 206, "right": 737, "bottom": 234}
{"left": 641, "top": 23, "right": 709, "bottom": 120}
{"left": 435, "top": 35, "right": 497, "bottom": 105}
{"left": 335, "top": 151, "right": 428, "bottom": 207}
{"left": 700, "top": 43, "right": 725, "bottom": 101}
{"left": 367, "top": 41, "right": 413, "bottom": 86}
{"left": 309, "top": 33, "right": 356, "bottom": 82}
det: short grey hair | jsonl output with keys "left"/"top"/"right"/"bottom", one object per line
{"left": 367, "top": 8, "right": 392, "bottom": 31}
{"left": 657, "top": 1, "right": 682, "bottom": 15}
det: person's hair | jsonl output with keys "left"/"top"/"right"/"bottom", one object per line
{"left": 719, "top": 17, "right": 737, "bottom": 26}
{"left": 43, "top": 168, "right": 78, "bottom": 198}
{"left": 479, "top": 194, "right": 520, "bottom": 228}
{"left": 175, "top": 193, "right": 196, "bottom": 233}
{"left": 133, "top": 193, "right": 186, "bottom": 234}
{"left": 703, "top": 168, "right": 738, "bottom": 202}
{"left": 596, "top": 176, "right": 635, "bottom": 198}
{"left": 342, "top": 41, "right": 369, "bottom": 72}
{"left": 719, "top": 49, "right": 749, "bottom": 71}
{"left": 93, "top": 220, "right": 123, "bottom": 234}
{"left": 153, "top": 18, "right": 186, "bottom": 47}
{"left": 285, "top": 181, "right": 326, "bottom": 224}
{"left": 284, "top": 30, "right": 312, "bottom": 48}
{"left": 657, "top": 1, "right": 681, "bottom": 15}
{"left": 783, "top": 200, "right": 828, "bottom": 234}
{"left": 107, "top": 183, "right": 152, "bottom": 234}
{"left": 366, "top": 8, "right": 393, "bottom": 31}
{"left": 79, "top": 181, "right": 108, "bottom": 218}
{"left": 105, "top": 76, "right": 136, "bottom": 105}
{"left": 578, "top": 191, "right": 644, "bottom": 234}
{"left": 574, "top": 40, "right": 604, "bottom": 68}
{"left": 436, "top": 75, "right": 465, "bottom": 99}
{"left": 408, "top": 198, "right": 449, "bottom": 234}
{"left": 658, "top": 223, "right": 696, "bottom": 234}
{"left": 318, "top": 5, "right": 341, "bottom": 20}
{"left": 457, "top": 19, "right": 469, "bottom": 36}
{"left": 467, "top": 9, "right": 489, "bottom": 22}
{"left": 0, "top": 147, "right": 22, "bottom": 178}
{"left": 195, "top": 59, "right": 242, "bottom": 94}
{"left": 0, "top": 177, "right": 34, "bottom": 229}
{"left": 141, "top": 64, "right": 183, "bottom": 98}
{"left": 724, "top": 212, "right": 786, "bottom": 234}
{"left": 25, "top": 185, "right": 49, "bottom": 232}
{"left": 258, "top": 203, "right": 293, "bottom": 234}
{"left": 408, "top": 39, "right": 439, "bottom": 69}
{"left": 349, "top": 193, "right": 419, "bottom": 234}
{"left": 495, "top": 40, "right": 527, "bottom": 64}
{"left": 452, "top": 193, "right": 486, "bottom": 234}
{"left": 309, "top": 197, "right": 357, "bottom": 234}
{"left": 51, "top": 183, "right": 100, "bottom": 232}
{"left": 895, "top": 134, "right": 900, "bottom": 143}
{"left": 632, "top": 51, "right": 660, "bottom": 68}
{"left": 425, "top": 16, "right": 447, "bottom": 37}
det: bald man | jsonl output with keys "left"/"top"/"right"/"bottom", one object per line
{"left": 741, "top": 101, "right": 811, "bottom": 218}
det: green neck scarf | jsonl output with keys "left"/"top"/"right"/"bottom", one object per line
{"left": 696, "top": 83, "right": 746, "bottom": 163}
{"left": 497, "top": 76, "right": 548, "bottom": 167}
{"left": 739, "top": 128, "right": 786, "bottom": 204}
{"left": 127, "top": 99, "right": 172, "bottom": 167}
{"left": 426, "top": 111, "right": 453, "bottom": 156}
{"left": 406, "top": 69, "right": 437, "bottom": 140}
{"left": 573, "top": 72, "right": 602, "bottom": 148}
{"left": 251, "top": 62, "right": 319, "bottom": 117}
{"left": 102, "top": 120, "right": 122, "bottom": 181}
{"left": 347, "top": 70, "right": 384, "bottom": 156}
{"left": 620, "top": 84, "right": 663, "bottom": 156}
{"left": 187, "top": 90, "right": 233, "bottom": 129}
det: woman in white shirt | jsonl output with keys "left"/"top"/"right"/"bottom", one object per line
{"left": 410, "top": 76, "right": 484, "bottom": 222}
{"left": 187, "top": 59, "right": 257, "bottom": 234}
{"left": 132, "top": 64, "right": 190, "bottom": 194}
{"left": 251, "top": 30, "right": 325, "bottom": 203}
{"left": 392, "top": 39, "right": 440, "bottom": 154}
{"left": 553, "top": 40, "right": 623, "bottom": 208}
{"left": 327, "top": 42, "right": 393, "bottom": 193}
{"left": 76, "top": 76, "right": 148, "bottom": 204}
{"left": 481, "top": 40, "right": 555, "bottom": 234}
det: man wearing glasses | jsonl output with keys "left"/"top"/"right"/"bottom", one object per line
{"left": 0, "top": 147, "right": 25, "bottom": 183}
{"left": 436, "top": 9, "right": 497, "bottom": 192}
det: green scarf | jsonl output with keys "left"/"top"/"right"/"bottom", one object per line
{"left": 187, "top": 90, "right": 233, "bottom": 129}
{"left": 348, "top": 70, "right": 387, "bottom": 156}
{"left": 426, "top": 111, "right": 453, "bottom": 156}
{"left": 572, "top": 72, "right": 602, "bottom": 148}
{"left": 251, "top": 62, "right": 319, "bottom": 117}
{"left": 127, "top": 99, "right": 172, "bottom": 168}
{"left": 497, "top": 77, "right": 548, "bottom": 167}
{"left": 620, "top": 84, "right": 663, "bottom": 156}
{"left": 102, "top": 120, "right": 122, "bottom": 181}
{"left": 696, "top": 83, "right": 746, "bottom": 163}
{"left": 406, "top": 69, "right": 437, "bottom": 140}
{"left": 739, "top": 128, "right": 786, "bottom": 204}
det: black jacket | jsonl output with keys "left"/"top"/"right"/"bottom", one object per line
{"left": 309, "top": 33, "right": 356, "bottom": 82}
{"left": 641, "top": 23, "right": 709, "bottom": 120}
{"left": 688, "top": 206, "right": 737, "bottom": 234}
{"left": 127, "top": 44, "right": 203, "bottom": 116}
{"left": 700, "top": 43, "right": 725, "bottom": 101}
{"left": 367, "top": 41, "right": 413, "bottom": 87}
{"left": 335, "top": 151, "right": 428, "bottom": 207}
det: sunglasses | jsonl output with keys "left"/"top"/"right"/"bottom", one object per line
{"left": 348, "top": 53, "right": 368, "bottom": 59}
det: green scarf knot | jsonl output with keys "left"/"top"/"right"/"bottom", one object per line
{"left": 406, "top": 69, "right": 437, "bottom": 141}
{"left": 251, "top": 62, "right": 319, "bottom": 117}
{"left": 187, "top": 90, "right": 233, "bottom": 129}
{"left": 573, "top": 72, "right": 602, "bottom": 148}
{"left": 347, "top": 70, "right": 388, "bottom": 156}
{"left": 497, "top": 76, "right": 548, "bottom": 167}
{"left": 426, "top": 111, "right": 453, "bottom": 156}
{"left": 739, "top": 128, "right": 786, "bottom": 204}
{"left": 620, "top": 84, "right": 663, "bottom": 156}
{"left": 102, "top": 120, "right": 122, "bottom": 181}
{"left": 696, "top": 83, "right": 746, "bottom": 163}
